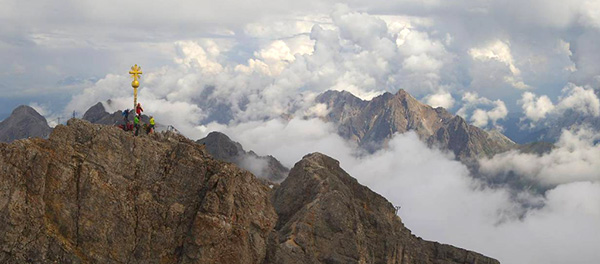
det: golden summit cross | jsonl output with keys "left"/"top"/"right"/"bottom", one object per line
{"left": 129, "top": 64, "right": 142, "bottom": 110}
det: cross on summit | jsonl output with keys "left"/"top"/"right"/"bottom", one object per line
{"left": 129, "top": 64, "right": 142, "bottom": 86}
{"left": 129, "top": 64, "right": 142, "bottom": 109}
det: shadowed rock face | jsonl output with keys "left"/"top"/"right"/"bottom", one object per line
{"left": 0, "top": 119, "right": 276, "bottom": 263}
{"left": 0, "top": 105, "right": 52, "bottom": 143}
{"left": 197, "top": 131, "right": 288, "bottom": 182}
{"left": 268, "top": 153, "right": 500, "bottom": 264}
{"left": 316, "top": 90, "right": 515, "bottom": 161}
{"left": 81, "top": 102, "right": 109, "bottom": 124}
{"left": 0, "top": 119, "right": 499, "bottom": 263}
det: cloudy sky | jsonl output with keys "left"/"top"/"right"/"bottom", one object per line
{"left": 2, "top": 1, "right": 600, "bottom": 263}
{"left": 2, "top": 0, "right": 600, "bottom": 127}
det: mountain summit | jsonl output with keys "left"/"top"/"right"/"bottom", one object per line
{"left": 0, "top": 119, "right": 499, "bottom": 263}
{"left": 316, "top": 89, "right": 515, "bottom": 160}
{"left": 197, "top": 131, "right": 288, "bottom": 182}
{"left": 0, "top": 105, "right": 52, "bottom": 143}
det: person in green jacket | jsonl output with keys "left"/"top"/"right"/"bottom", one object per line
{"left": 134, "top": 115, "right": 140, "bottom": 136}
{"left": 149, "top": 116, "right": 155, "bottom": 134}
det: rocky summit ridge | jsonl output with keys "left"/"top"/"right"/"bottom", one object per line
{"left": 0, "top": 119, "right": 499, "bottom": 263}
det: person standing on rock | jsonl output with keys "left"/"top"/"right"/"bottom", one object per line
{"left": 122, "top": 109, "right": 130, "bottom": 123}
{"left": 134, "top": 115, "right": 140, "bottom": 136}
{"left": 149, "top": 116, "right": 155, "bottom": 134}
{"left": 135, "top": 103, "right": 143, "bottom": 117}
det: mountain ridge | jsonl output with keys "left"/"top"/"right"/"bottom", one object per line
{"left": 0, "top": 119, "right": 499, "bottom": 263}
{"left": 316, "top": 89, "right": 516, "bottom": 161}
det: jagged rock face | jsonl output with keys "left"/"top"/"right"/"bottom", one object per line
{"left": 0, "top": 120, "right": 499, "bottom": 263}
{"left": 82, "top": 101, "right": 125, "bottom": 125}
{"left": 0, "top": 105, "right": 52, "bottom": 143}
{"left": 197, "top": 131, "right": 288, "bottom": 182}
{"left": 269, "top": 153, "right": 499, "bottom": 264}
{"left": 0, "top": 119, "right": 276, "bottom": 263}
{"left": 81, "top": 102, "right": 109, "bottom": 124}
{"left": 317, "top": 90, "right": 515, "bottom": 160}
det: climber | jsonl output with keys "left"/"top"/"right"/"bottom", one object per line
{"left": 134, "top": 115, "right": 140, "bottom": 136}
{"left": 135, "top": 103, "right": 143, "bottom": 117}
{"left": 122, "top": 109, "right": 130, "bottom": 123}
{"left": 149, "top": 116, "right": 155, "bottom": 134}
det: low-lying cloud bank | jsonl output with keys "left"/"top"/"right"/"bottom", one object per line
{"left": 519, "top": 83, "right": 600, "bottom": 126}
{"left": 200, "top": 117, "right": 600, "bottom": 264}
{"left": 480, "top": 126, "right": 600, "bottom": 186}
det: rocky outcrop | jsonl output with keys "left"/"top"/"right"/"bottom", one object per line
{"left": 82, "top": 101, "right": 129, "bottom": 125}
{"left": 316, "top": 90, "right": 515, "bottom": 160}
{"left": 0, "top": 105, "right": 52, "bottom": 143}
{"left": 0, "top": 119, "right": 499, "bottom": 263}
{"left": 0, "top": 119, "right": 276, "bottom": 263}
{"left": 81, "top": 102, "right": 110, "bottom": 124}
{"left": 268, "top": 153, "right": 499, "bottom": 264}
{"left": 197, "top": 131, "right": 288, "bottom": 182}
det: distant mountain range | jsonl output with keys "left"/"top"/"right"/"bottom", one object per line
{"left": 316, "top": 89, "right": 516, "bottom": 161}
{"left": 521, "top": 109, "right": 600, "bottom": 143}
{"left": 0, "top": 89, "right": 557, "bottom": 164}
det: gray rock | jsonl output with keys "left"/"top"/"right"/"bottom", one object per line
{"left": 81, "top": 102, "right": 109, "bottom": 124}
{"left": 197, "top": 131, "right": 288, "bottom": 182}
{"left": 0, "top": 105, "right": 52, "bottom": 143}
{"left": 0, "top": 119, "right": 276, "bottom": 263}
{"left": 316, "top": 90, "right": 516, "bottom": 161}
{"left": 269, "top": 153, "right": 500, "bottom": 264}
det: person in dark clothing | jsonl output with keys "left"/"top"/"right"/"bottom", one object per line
{"left": 122, "top": 109, "right": 130, "bottom": 123}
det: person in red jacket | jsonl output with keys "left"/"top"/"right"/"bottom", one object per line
{"left": 135, "top": 103, "right": 143, "bottom": 116}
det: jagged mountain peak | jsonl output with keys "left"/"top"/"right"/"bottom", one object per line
{"left": 11, "top": 105, "right": 43, "bottom": 116}
{"left": 200, "top": 131, "right": 244, "bottom": 156}
{"left": 197, "top": 131, "right": 288, "bottom": 182}
{"left": 0, "top": 104, "right": 52, "bottom": 143}
{"left": 316, "top": 89, "right": 515, "bottom": 160}
{"left": 270, "top": 151, "right": 500, "bottom": 264}
{"left": 81, "top": 102, "right": 108, "bottom": 123}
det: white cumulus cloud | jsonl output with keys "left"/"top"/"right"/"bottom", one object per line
{"left": 457, "top": 92, "right": 508, "bottom": 128}
{"left": 519, "top": 83, "right": 600, "bottom": 124}
{"left": 424, "top": 90, "right": 455, "bottom": 109}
